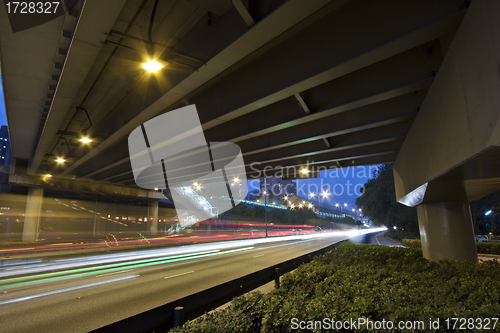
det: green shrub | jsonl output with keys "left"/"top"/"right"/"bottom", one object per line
{"left": 402, "top": 238, "right": 422, "bottom": 248}
{"left": 476, "top": 242, "right": 500, "bottom": 255}
{"left": 171, "top": 243, "right": 500, "bottom": 333}
{"left": 403, "top": 239, "right": 500, "bottom": 255}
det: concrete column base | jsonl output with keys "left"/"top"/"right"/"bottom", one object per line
{"left": 22, "top": 187, "right": 44, "bottom": 243}
{"left": 417, "top": 202, "right": 477, "bottom": 262}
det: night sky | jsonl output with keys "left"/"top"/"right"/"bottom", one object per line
{"left": 248, "top": 165, "right": 379, "bottom": 210}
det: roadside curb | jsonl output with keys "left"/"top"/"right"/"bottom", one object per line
{"left": 383, "top": 233, "right": 405, "bottom": 246}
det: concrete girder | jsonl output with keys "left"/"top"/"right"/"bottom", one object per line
{"left": 98, "top": 125, "right": 409, "bottom": 185}
{"left": 394, "top": 0, "right": 500, "bottom": 204}
{"left": 203, "top": 41, "right": 441, "bottom": 143}
{"left": 9, "top": 172, "right": 162, "bottom": 200}
{"left": 242, "top": 140, "right": 403, "bottom": 176}
{"left": 129, "top": 140, "right": 403, "bottom": 187}
{"left": 59, "top": 0, "right": 464, "bottom": 179}
{"left": 245, "top": 150, "right": 400, "bottom": 181}
{"left": 72, "top": 64, "right": 433, "bottom": 181}
{"left": 237, "top": 92, "right": 423, "bottom": 157}
{"left": 58, "top": 0, "right": 335, "bottom": 176}
{"left": 193, "top": 1, "right": 464, "bottom": 130}
{"left": 80, "top": 91, "right": 421, "bottom": 183}
{"left": 393, "top": 1, "right": 500, "bottom": 262}
{"left": 0, "top": 8, "right": 65, "bottom": 160}
{"left": 28, "top": 0, "right": 128, "bottom": 174}
{"left": 241, "top": 120, "right": 413, "bottom": 166}
{"left": 116, "top": 150, "right": 398, "bottom": 187}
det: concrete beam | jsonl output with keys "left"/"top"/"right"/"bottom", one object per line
{"left": 230, "top": 0, "right": 255, "bottom": 27}
{"left": 83, "top": 91, "right": 421, "bottom": 184}
{"left": 60, "top": 0, "right": 464, "bottom": 181}
{"left": 9, "top": 173, "right": 162, "bottom": 200}
{"left": 59, "top": 0, "right": 336, "bottom": 177}
{"left": 394, "top": 0, "right": 500, "bottom": 202}
{"left": 28, "top": 0, "right": 128, "bottom": 175}
{"left": 237, "top": 92, "right": 422, "bottom": 157}
{"left": 203, "top": 40, "right": 440, "bottom": 143}
{"left": 0, "top": 8, "right": 65, "bottom": 160}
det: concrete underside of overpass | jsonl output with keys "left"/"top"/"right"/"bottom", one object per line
{"left": 0, "top": 0, "right": 499, "bottom": 261}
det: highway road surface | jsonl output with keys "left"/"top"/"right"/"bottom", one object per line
{"left": 0, "top": 229, "right": 383, "bottom": 332}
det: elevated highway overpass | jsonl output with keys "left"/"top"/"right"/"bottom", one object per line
{"left": 1, "top": 0, "right": 500, "bottom": 262}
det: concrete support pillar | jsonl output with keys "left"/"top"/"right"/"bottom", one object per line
{"left": 22, "top": 187, "right": 44, "bottom": 243}
{"left": 148, "top": 200, "right": 159, "bottom": 236}
{"left": 417, "top": 202, "right": 477, "bottom": 263}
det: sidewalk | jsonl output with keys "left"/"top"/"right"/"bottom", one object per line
{"left": 478, "top": 253, "right": 500, "bottom": 262}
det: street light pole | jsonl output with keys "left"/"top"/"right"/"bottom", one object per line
{"left": 264, "top": 178, "right": 268, "bottom": 237}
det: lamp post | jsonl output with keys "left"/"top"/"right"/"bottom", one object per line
{"left": 319, "top": 191, "right": 329, "bottom": 217}
{"left": 264, "top": 178, "right": 268, "bottom": 237}
{"left": 486, "top": 209, "right": 493, "bottom": 239}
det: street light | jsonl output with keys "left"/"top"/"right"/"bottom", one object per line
{"left": 316, "top": 190, "right": 329, "bottom": 216}
{"left": 486, "top": 210, "right": 494, "bottom": 236}
{"left": 264, "top": 178, "right": 268, "bottom": 237}
{"left": 142, "top": 60, "right": 165, "bottom": 72}
{"left": 79, "top": 137, "right": 92, "bottom": 143}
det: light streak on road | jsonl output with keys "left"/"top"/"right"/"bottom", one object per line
{"left": 0, "top": 229, "right": 383, "bottom": 282}
{"left": 0, "top": 275, "right": 139, "bottom": 305}
{"left": 0, "top": 247, "right": 254, "bottom": 290}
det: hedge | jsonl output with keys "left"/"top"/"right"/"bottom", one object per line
{"left": 170, "top": 243, "right": 500, "bottom": 333}
{"left": 403, "top": 238, "right": 500, "bottom": 255}
{"left": 476, "top": 242, "right": 500, "bottom": 255}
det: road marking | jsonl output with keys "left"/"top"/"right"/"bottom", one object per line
{"left": 95, "top": 269, "right": 134, "bottom": 277}
{"left": 164, "top": 271, "right": 194, "bottom": 279}
{"left": 375, "top": 233, "right": 381, "bottom": 245}
{"left": 253, "top": 254, "right": 264, "bottom": 258}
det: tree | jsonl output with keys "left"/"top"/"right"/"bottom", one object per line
{"left": 470, "top": 190, "right": 500, "bottom": 235}
{"left": 355, "top": 164, "right": 419, "bottom": 233}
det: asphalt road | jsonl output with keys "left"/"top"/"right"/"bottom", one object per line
{"left": 366, "top": 231, "right": 403, "bottom": 246}
{"left": 0, "top": 231, "right": 380, "bottom": 333}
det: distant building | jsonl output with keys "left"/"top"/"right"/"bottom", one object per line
{"left": 0, "top": 126, "right": 12, "bottom": 167}
{"left": 259, "top": 177, "right": 296, "bottom": 199}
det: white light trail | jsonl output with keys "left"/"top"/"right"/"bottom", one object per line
{"left": 0, "top": 275, "right": 139, "bottom": 305}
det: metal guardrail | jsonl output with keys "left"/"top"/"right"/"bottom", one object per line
{"left": 91, "top": 240, "right": 348, "bottom": 333}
